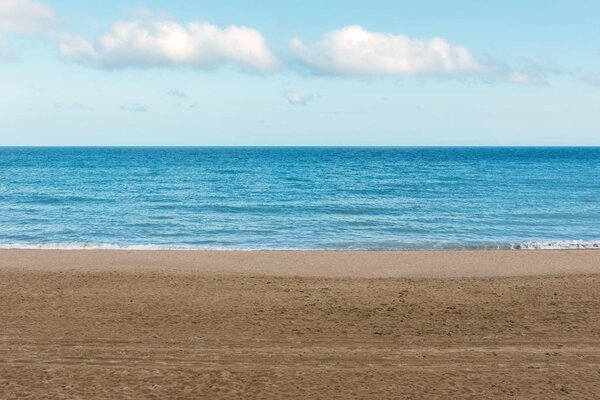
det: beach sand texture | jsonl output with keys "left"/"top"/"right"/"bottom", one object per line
{"left": 1, "top": 250, "right": 600, "bottom": 399}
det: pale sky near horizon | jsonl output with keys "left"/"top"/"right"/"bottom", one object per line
{"left": 0, "top": 0, "right": 599, "bottom": 146}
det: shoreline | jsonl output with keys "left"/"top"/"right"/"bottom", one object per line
{"left": 1, "top": 239, "right": 599, "bottom": 251}
{"left": 1, "top": 248, "right": 600, "bottom": 278}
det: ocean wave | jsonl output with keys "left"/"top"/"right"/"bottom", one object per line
{"left": 511, "top": 240, "right": 600, "bottom": 250}
{"left": 0, "top": 240, "right": 598, "bottom": 251}
{"left": 0, "top": 243, "right": 198, "bottom": 251}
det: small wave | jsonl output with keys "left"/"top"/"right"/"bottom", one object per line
{"left": 19, "top": 195, "right": 112, "bottom": 205}
{"left": 512, "top": 240, "right": 600, "bottom": 250}
{"left": 0, "top": 243, "right": 198, "bottom": 251}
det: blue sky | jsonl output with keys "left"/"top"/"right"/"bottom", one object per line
{"left": 1, "top": 0, "right": 599, "bottom": 145}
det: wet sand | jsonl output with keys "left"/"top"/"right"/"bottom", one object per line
{"left": 1, "top": 249, "right": 600, "bottom": 399}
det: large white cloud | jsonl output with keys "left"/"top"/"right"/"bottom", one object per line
{"left": 59, "top": 19, "right": 279, "bottom": 72}
{"left": 289, "top": 25, "right": 486, "bottom": 77}
{"left": 0, "top": 0, "right": 60, "bottom": 35}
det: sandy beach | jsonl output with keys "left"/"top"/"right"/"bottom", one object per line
{"left": 1, "top": 249, "right": 600, "bottom": 399}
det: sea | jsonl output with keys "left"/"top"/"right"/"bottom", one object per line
{"left": 0, "top": 147, "right": 599, "bottom": 250}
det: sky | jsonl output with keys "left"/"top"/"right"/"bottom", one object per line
{"left": 0, "top": 0, "right": 599, "bottom": 146}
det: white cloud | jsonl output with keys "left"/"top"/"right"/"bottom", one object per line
{"left": 0, "top": 0, "right": 60, "bottom": 35}
{"left": 289, "top": 25, "right": 484, "bottom": 77}
{"left": 284, "top": 91, "right": 314, "bottom": 106}
{"left": 0, "top": 3, "right": 553, "bottom": 84}
{"left": 288, "top": 25, "right": 548, "bottom": 84}
{"left": 0, "top": 2, "right": 278, "bottom": 73}
{"left": 59, "top": 18, "right": 279, "bottom": 72}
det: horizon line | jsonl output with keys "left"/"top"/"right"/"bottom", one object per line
{"left": 1, "top": 145, "right": 600, "bottom": 148}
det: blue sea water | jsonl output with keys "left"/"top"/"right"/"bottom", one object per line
{"left": 0, "top": 147, "right": 599, "bottom": 250}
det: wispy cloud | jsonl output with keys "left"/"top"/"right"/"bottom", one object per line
{"left": 284, "top": 90, "right": 315, "bottom": 106}
{"left": 50, "top": 101, "right": 93, "bottom": 111}
{"left": 0, "top": 35, "right": 11, "bottom": 58}
{"left": 583, "top": 73, "right": 600, "bottom": 87}
{"left": 0, "top": 0, "right": 61, "bottom": 35}
{"left": 499, "top": 57, "right": 564, "bottom": 85}
{"left": 120, "top": 103, "right": 149, "bottom": 113}
{"left": 166, "top": 88, "right": 187, "bottom": 98}
{"left": 59, "top": 12, "right": 279, "bottom": 72}
{"left": 71, "top": 102, "right": 92, "bottom": 111}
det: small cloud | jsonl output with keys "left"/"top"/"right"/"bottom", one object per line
{"left": 50, "top": 101, "right": 93, "bottom": 110}
{"left": 166, "top": 89, "right": 187, "bottom": 98}
{"left": 506, "top": 71, "right": 545, "bottom": 85}
{"left": 120, "top": 103, "right": 148, "bottom": 112}
{"left": 284, "top": 90, "right": 315, "bottom": 106}
{"left": 583, "top": 73, "right": 600, "bottom": 87}
{"left": 72, "top": 102, "right": 91, "bottom": 111}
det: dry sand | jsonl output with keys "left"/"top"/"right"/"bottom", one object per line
{"left": 1, "top": 249, "right": 600, "bottom": 399}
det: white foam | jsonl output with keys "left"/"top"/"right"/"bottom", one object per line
{"left": 0, "top": 241, "right": 599, "bottom": 251}
{"left": 0, "top": 243, "right": 198, "bottom": 251}
{"left": 512, "top": 240, "right": 600, "bottom": 250}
